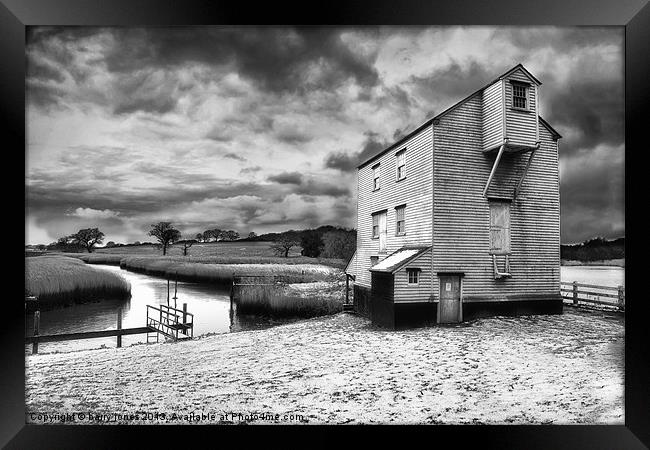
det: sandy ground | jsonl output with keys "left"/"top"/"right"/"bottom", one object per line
{"left": 25, "top": 308, "right": 624, "bottom": 425}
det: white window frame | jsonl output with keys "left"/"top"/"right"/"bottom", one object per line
{"left": 396, "top": 149, "right": 406, "bottom": 181}
{"left": 372, "top": 213, "right": 379, "bottom": 238}
{"left": 407, "top": 268, "right": 421, "bottom": 284}
{"left": 512, "top": 83, "right": 528, "bottom": 110}
{"left": 395, "top": 204, "right": 406, "bottom": 236}
{"left": 489, "top": 201, "right": 511, "bottom": 254}
{"left": 372, "top": 164, "right": 381, "bottom": 191}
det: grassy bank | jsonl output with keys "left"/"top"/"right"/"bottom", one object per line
{"left": 25, "top": 256, "right": 131, "bottom": 309}
{"left": 234, "top": 281, "right": 345, "bottom": 318}
{"left": 120, "top": 257, "right": 342, "bottom": 286}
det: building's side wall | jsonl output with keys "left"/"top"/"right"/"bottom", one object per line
{"left": 355, "top": 126, "right": 434, "bottom": 288}
{"left": 432, "top": 94, "right": 560, "bottom": 303}
{"left": 393, "top": 250, "right": 433, "bottom": 303}
{"left": 504, "top": 68, "right": 539, "bottom": 147}
{"left": 482, "top": 81, "right": 504, "bottom": 151}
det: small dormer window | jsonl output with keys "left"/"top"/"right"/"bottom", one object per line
{"left": 512, "top": 83, "right": 527, "bottom": 109}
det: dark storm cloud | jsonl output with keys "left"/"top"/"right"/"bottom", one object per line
{"left": 223, "top": 152, "right": 246, "bottom": 162}
{"left": 27, "top": 27, "right": 381, "bottom": 112}
{"left": 543, "top": 78, "right": 624, "bottom": 153}
{"left": 408, "top": 61, "right": 496, "bottom": 108}
{"left": 324, "top": 131, "right": 391, "bottom": 172}
{"left": 267, "top": 172, "right": 303, "bottom": 185}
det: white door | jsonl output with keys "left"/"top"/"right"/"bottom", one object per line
{"left": 378, "top": 211, "right": 387, "bottom": 253}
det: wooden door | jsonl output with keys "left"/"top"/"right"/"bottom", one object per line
{"left": 378, "top": 211, "right": 387, "bottom": 253}
{"left": 439, "top": 275, "right": 461, "bottom": 323}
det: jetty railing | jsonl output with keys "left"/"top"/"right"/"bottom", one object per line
{"left": 560, "top": 281, "right": 625, "bottom": 311}
{"left": 26, "top": 290, "right": 194, "bottom": 354}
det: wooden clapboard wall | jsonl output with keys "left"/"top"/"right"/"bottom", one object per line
{"left": 354, "top": 126, "right": 434, "bottom": 288}
{"left": 432, "top": 91, "right": 560, "bottom": 302}
{"left": 393, "top": 249, "right": 433, "bottom": 303}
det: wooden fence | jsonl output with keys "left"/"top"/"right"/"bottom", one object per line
{"left": 560, "top": 281, "right": 625, "bottom": 311}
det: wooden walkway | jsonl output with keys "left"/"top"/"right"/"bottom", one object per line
{"left": 25, "top": 300, "right": 194, "bottom": 354}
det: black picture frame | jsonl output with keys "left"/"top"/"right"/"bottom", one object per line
{"left": 4, "top": 0, "right": 648, "bottom": 448}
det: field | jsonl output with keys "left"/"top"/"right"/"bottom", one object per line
{"left": 25, "top": 256, "right": 131, "bottom": 308}
{"left": 96, "top": 241, "right": 303, "bottom": 258}
{"left": 57, "top": 241, "right": 347, "bottom": 270}
{"left": 25, "top": 308, "right": 624, "bottom": 424}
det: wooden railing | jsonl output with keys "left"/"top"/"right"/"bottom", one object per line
{"left": 146, "top": 304, "right": 194, "bottom": 341}
{"left": 560, "top": 281, "right": 625, "bottom": 311}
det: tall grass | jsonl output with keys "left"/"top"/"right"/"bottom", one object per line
{"left": 120, "top": 257, "right": 341, "bottom": 286}
{"left": 233, "top": 280, "right": 345, "bottom": 318}
{"left": 25, "top": 256, "right": 131, "bottom": 309}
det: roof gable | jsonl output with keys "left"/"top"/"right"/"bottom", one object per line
{"left": 357, "top": 64, "right": 550, "bottom": 169}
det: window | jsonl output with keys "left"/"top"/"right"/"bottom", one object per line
{"left": 396, "top": 149, "right": 406, "bottom": 180}
{"left": 372, "top": 214, "right": 379, "bottom": 238}
{"left": 512, "top": 83, "right": 527, "bottom": 109}
{"left": 395, "top": 205, "right": 406, "bottom": 235}
{"left": 372, "top": 164, "right": 381, "bottom": 191}
{"left": 370, "top": 256, "right": 379, "bottom": 266}
{"left": 407, "top": 268, "right": 421, "bottom": 284}
{"left": 489, "top": 201, "right": 511, "bottom": 253}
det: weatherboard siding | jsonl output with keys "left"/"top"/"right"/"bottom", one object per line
{"left": 432, "top": 94, "right": 560, "bottom": 302}
{"left": 393, "top": 250, "right": 433, "bottom": 303}
{"left": 504, "top": 68, "right": 539, "bottom": 147}
{"left": 355, "top": 126, "right": 434, "bottom": 288}
{"left": 481, "top": 80, "right": 504, "bottom": 151}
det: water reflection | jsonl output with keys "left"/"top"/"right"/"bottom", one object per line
{"left": 26, "top": 264, "right": 296, "bottom": 354}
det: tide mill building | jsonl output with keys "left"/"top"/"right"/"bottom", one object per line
{"left": 345, "top": 64, "right": 563, "bottom": 328}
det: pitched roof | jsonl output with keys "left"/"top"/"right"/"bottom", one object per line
{"left": 369, "top": 246, "right": 431, "bottom": 273}
{"left": 357, "top": 63, "right": 555, "bottom": 169}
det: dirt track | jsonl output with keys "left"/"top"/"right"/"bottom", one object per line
{"left": 25, "top": 308, "right": 624, "bottom": 424}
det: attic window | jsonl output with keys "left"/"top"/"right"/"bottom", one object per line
{"left": 512, "top": 84, "right": 527, "bottom": 109}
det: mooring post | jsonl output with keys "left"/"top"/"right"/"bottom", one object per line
{"left": 346, "top": 274, "right": 350, "bottom": 304}
{"left": 617, "top": 285, "right": 625, "bottom": 311}
{"left": 116, "top": 309, "right": 122, "bottom": 348}
{"left": 572, "top": 281, "right": 578, "bottom": 306}
{"left": 33, "top": 311, "right": 40, "bottom": 355}
{"left": 167, "top": 279, "right": 170, "bottom": 306}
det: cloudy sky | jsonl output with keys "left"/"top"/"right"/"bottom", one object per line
{"left": 26, "top": 26, "right": 624, "bottom": 245}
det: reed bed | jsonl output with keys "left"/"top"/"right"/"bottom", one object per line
{"left": 120, "top": 257, "right": 341, "bottom": 286}
{"left": 233, "top": 280, "right": 345, "bottom": 318}
{"left": 25, "top": 256, "right": 131, "bottom": 309}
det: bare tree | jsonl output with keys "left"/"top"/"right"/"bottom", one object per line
{"left": 270, "top": 233, "right": 301, "bottom": 258}
{"left": 148, "top": 222, "right": 181, "bottom": 256}
{"left": 177, "top": 236, "right": 197, "bottom": 256}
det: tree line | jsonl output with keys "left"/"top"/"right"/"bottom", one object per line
{"left": 560, "top": 237, "right": 624, "bottom": 262}
{"left": 43, "top": 223, "right": 357, "bottom": 261}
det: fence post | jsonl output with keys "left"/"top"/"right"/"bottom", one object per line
{"left": 346, "top": 274, "right": 350, "bottom": 304}
{"left": 617, "top": 285, "right": 625, "bottom": 311}
{"left": 182, "top": 303, "right": 187, "bottom": 326}
{"left": 116, "top": 309, "right": 122, "bottom": 348}
{"left": 33, "top": 311, "right": 40, "bottom": 355}
{"left": 572, "top": 281, "right": 578, "bottom": 306}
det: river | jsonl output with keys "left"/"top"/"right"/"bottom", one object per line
{"left": 27, "top": 264, "right": 625, "bottom": 354}
{"left": 26, "top": 264, "right": 294, "bottom": 354}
